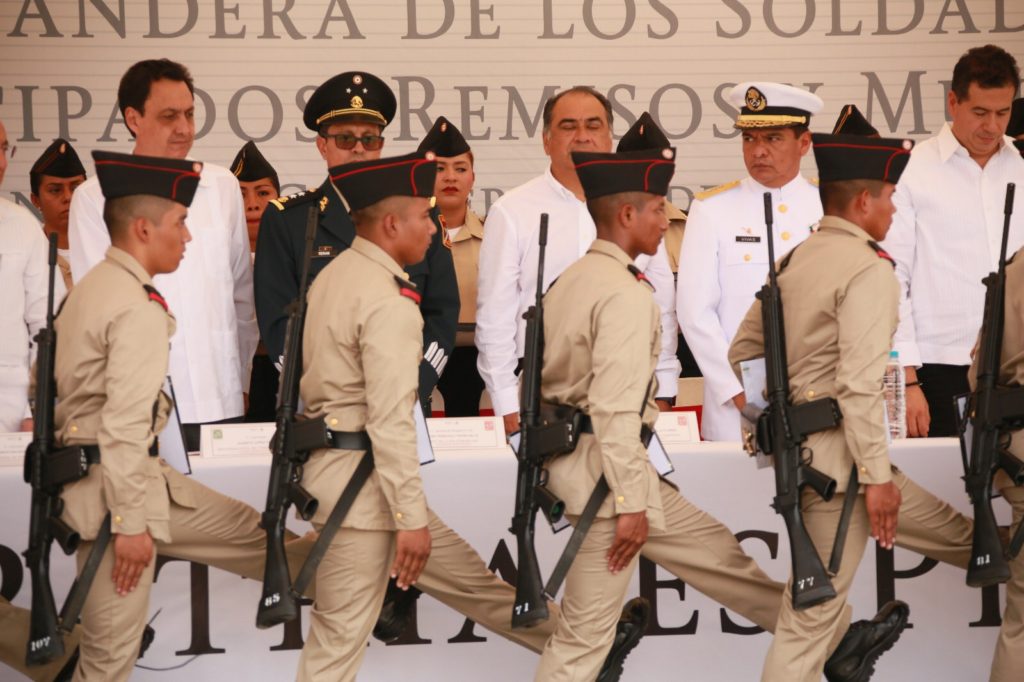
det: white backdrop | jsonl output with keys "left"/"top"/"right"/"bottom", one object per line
{"left": 1, "top": 1, "right": 1023, "bottom": 215}
{"left": 0, "top": 437, "right": 1011, "bottom": 681}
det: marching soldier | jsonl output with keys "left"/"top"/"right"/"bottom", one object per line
{"left": 51, "top": 151, "right": 309, "bottom": 680}
{"left": 729, "top": 134, "right": 920, "bottom": 680}
{"left": 677, "top": 82, "right": 822, "bottom": 440}
{"left": 296, "top": 151, "right": 436, "bottom": 680}
{"left": 616, "top": 112, "right": 699, "bottom": 378}
{"left": 254, "top": 71, "right": 459, "bottom": 413}
{"left": 418, "top": 117, "right": 487, "bottom": 417}
{"left": 29, "top": 139, "right": 86, "bottom": 291}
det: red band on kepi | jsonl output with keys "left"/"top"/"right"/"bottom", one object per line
{"left": 572, "top": 148, "right": 676, "bottom": 201}
{"left": 92, "top": 150, "right": 201, "bottom": 207}
{"left": 811, "top": 133, "right": 914, "bottom": 185}
{"left": 329, "top": 151, "right": 437, "bottom": 212}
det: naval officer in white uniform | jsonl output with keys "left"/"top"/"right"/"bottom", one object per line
{"left": 676, "top": 82, "right": 823, "bottom": 441}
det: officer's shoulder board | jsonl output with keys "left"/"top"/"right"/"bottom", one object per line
{"left": 394, "top": 275, "right": 422, "bottom": 305}
{"left": 809, "top": 177, "right": 820, "bottom": 187}
{"left": 866, "top": 240, "right": 896, "bottom": 269}
{"left": 695, "top": 179, "right": 740, "bottom": 202}
{"left": 269, "top": 187, "right": 320, "bottom": 212}
{"left": 143, "top": 284, "right": 169, "bottom": 311}
{"left": 626, "top": 264, "right": 655, "bottom": 291}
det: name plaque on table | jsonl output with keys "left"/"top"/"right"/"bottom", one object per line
{"left": 0, "top": 433, "right": 31, "bottom": 467}
{"left": 202, "top": 423, "right": 276, "bottom": 458}
{"left": 654, "top": 411, "right": 701, "bottom": 449}
{"left": 426, "top": 417, "right": 505, "bottom": 451}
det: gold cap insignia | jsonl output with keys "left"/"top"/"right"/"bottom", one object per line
{"left": 59, "top": 142, "right": 66, "bottom": 154}
{"left": 353, "top": 74, "right": 363, "bottom": 85}
{"left": 350, "top": 95, "right": 364, "bottom": 109}
{"left": 745, "top": 87, "right": 767, "bottom": 112}
{"left": 192, "top": 162, "right": 203, "bottom": 174}
{"left": 662, "top": 148, "right": 674, "bottom": 159}
{"left": 319, "top": 195, "right": 328, "bottom": 212}
{"left": 440, "top": 121, "right": 448, "bottom": 132}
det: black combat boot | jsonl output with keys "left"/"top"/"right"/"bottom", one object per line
{"left": 596, "top": 597, "right": 650, "bottom": 682}
{"left": 372, "top": 577, "right": 423, "bottom": 643}
{"left": 824, "top": 600, "right": 909, "bottom": 682}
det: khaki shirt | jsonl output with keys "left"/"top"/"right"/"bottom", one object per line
{"left": 300, "top": 236, "right": 428, "bottom": 531}
{"left": 450, "top": 210, "right": 484, "bottom": 347}
{"left": 728, "top": 216, "right": 898, "bottom": 491}
{"left": 969, "top": 246, "right": 1024, "bottom": 485}
{"left": 541, "top": 239, "right": 665, "bottom": 529}
{"left": 55, "top": 247, "right": 175, "bottom": 541}
{"left": 663, "top": 202, "right": 687, "bottom": 274}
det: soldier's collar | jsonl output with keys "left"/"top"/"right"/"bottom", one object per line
{"left": 351, "top": 235, "right": 407, "bottom": 278}
{"left": 817, "top": 215, "right": 874, "bottom": 241}
{"left": 588, "top": 238, "right": 634, "bottom": 266}
{"left": 450, "top": 210, "right": 484, "bottom": 242}
{"left": 105, "top": 245, "right": 155, "bottom": 286}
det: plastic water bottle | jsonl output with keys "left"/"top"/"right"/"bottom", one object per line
{"left": 883, "top": 350, "right": 906, "bottom": 441}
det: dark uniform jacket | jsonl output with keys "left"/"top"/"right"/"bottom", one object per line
{"left": 254, "top": 177, "right": 459, "bottom": 402}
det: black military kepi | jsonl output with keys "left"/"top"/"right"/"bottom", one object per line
{"left": 417, "top": 116, "right": 470, "bottom": 157}
{"left": 832, "top": 104, "right": 880, "bottom": 137}
{"left": 571, "top": 148, "right": 676, "bottom": 201}
{"left": 811, "top": 134, "right": 914, "bottom": 184}
{"left": 303, "top": 71, "right": 397, "bottom": 131}
{"left": 616, "top": 111, "right": 670, "bottom": 153}
{"left": 92, "top": 150, "right": 201, "bottom": 207}
{"left": 329, "top": 151, "right": 437, "bottom": 212}
{"left": 230, "top": 140, "right": 279, "bottom": 192}
{"left": 30, "top": 138, "right": 86, "bottom": 195}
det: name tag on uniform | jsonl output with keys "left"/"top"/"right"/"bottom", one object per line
{"left": 735, "top": 235, "right": 761, "bottom": 243}
{"left": 316, "top": 245, "right": 335, "bottom": 257}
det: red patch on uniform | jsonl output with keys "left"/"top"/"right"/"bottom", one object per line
{"left": 875, "top": 249, "right": 894, "bottom": 264}
{"left": 400, "top": 287, "right": 422, "bottom": 305}
{"left": 149, "top": 292, "right": 168, "bottom": 310}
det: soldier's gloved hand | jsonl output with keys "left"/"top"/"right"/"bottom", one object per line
{"left": 865, "top": 481, "right": 901, "bottom": 550}
{"left": 392, "top": 526, "right": 432, "bottom": 590}
{"left": 113, "top": 531, "right": 154, "bottom": 596}
{"left": 608, "top": 511, "right": 648, "bottom": 574}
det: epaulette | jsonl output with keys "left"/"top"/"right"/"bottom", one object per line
{"left": 695, "top": 179, "right": 740, "bottom": 201}
{"left": 269, "top": 187, "right": 320, "bottom": 212}
{"left": 627, "top": 264, "right": 655, "bottom": 290}
{"left": 867, "top": 240, "right": 896, "bottom": 269}
{"left": 143, "top": 284, "right": 168, "bottom": 311}
{"left": 394, "top": 275, "right": 422, "bottom": 305}
{"left": 666, "top": 202, "right": 687, "bottom": 222}
{"left": 809, "top": 177, "right": 820, "bottom": 187}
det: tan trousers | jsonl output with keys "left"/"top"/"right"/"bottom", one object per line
{"left": 0, "top": 597, "right": 80, "bottom": 681}
{"left": 535, "top": 519, "right": 636, "bottom": 681}
{"left": 892, "top": 469, "right": 973, "bottom": 568}
{"left": 538, "top": 479, "right": 793, "bottom": 681}
{"left": 297, "top": 527, "right": 393, "bottom": 682}
{"left": 762, "top": 490, "right": 870, "bottom": 682}
{"left": 72, "top": 472, "right": 311, "bottom": 681}
{"left": 991, "top": 482, "right": 1024, "bottom": 682}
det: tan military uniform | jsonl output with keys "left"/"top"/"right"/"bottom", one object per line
{"left": 663, "top": 202, "right": 686, "bottom": 274}
{"left": 535, "top": 240, "right": 788, "bottom": 681}
{"left": 969, "top": 246, "right": 1024, "bottom": 682}
{"left": 55, "top": 247, "right": 310, "bottom": 681}
{"left": 450, "top": 210, "right": 484, "bottom": 347}
{"left": 729, "top": 216, "right": 974, "bottom": 681}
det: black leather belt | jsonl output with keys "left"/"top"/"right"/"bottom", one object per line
{"left": 573, "top": 414, "right": 653, "bottom": 446}
{"left": 79, "top": 438, "right": 159, "bottom": 462}
{"left": 326, "top": 430, "right": 372, "bottom": 451}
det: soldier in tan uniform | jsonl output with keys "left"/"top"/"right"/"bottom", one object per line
{"left": 615, "top": 112, "right": 698, "bottom": 379}
{"left": 729, "top": 135, "right": 924, "bottom": 681}
{"left": 51, "top": 151, "right": 310, "bottom": 681}
{"left": 418, "top": 117, "right": 487, "bottom": 417}
{"left": 970, "top": 246, "right": 1024, "bottom": 681}
{"left": 30, "top": 138, "right": 86, "bottom": 291}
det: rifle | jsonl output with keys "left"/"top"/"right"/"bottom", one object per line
{"left": 256, "top": 203, "right": 332, "bottom": 628}
{"left": 750, "top": 192, "right": 841, "bottom": 610}
{"left": 23, "top": 235, "right": 86, "bottom": 665}
{"left": 964, "top": 182, "right": 1024, "bottom": 587}
{"left": 510, "top": 214, "right": 570, "bottom": 629}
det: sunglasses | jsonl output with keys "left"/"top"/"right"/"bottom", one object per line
{"left": 322, "top": 132, "right": 385, "bottom": 151}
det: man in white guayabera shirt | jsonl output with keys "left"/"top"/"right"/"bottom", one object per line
{"left": 69, "top": 59, "right": 257, "bottom": 451}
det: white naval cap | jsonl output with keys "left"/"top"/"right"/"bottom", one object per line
{"left": 728, "top": 82, "right": 824, "bottom": 129}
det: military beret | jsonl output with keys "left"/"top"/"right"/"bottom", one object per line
{"left": 230, "top": 140, "right": 280, "bottom": 192}
{"left": 571, "top": 148, "right": 676, "bottom": 201}
{"left": 329, "top": 151, "right": 437, "bottom": 212}
{"left": 729, "top": 82, "right": 823, "bottom": 129}
{"left": 832, "top": 104, "right": 880, "bottom": 137}
{"left": 1008, "top": 98, "right": 1024, "bottom": 139}
{"left": 811, "top": 134, "right": 914, "bottom": 185}
{"left": 417, "top": 116, "right": 470, "bottom": 157}
{"left": 30, "top": 138, "right": 86, "bottom": 195}
{"left": 92, "top": 150, "right": 201, "bottom": 207}
{"left": 616, "top": 112, "right": 670, "bottom": 152}
{"left": 303, "top": 71, "right": 397, "bottom": 132}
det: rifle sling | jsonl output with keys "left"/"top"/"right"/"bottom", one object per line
{"left": 1009, "top": 517, "right": 1024, "bottom": 559}
{"left": 827, "top": 465, "right": 859, "bottom": 576}
{"left": 292, "top": 446, "right": 374, "bottom": 597}
{"left": 543, "top": 475, "right": 610, "bottom": 600}
{"left": 58, "top": 512, "right": 112, "bottom": 633}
